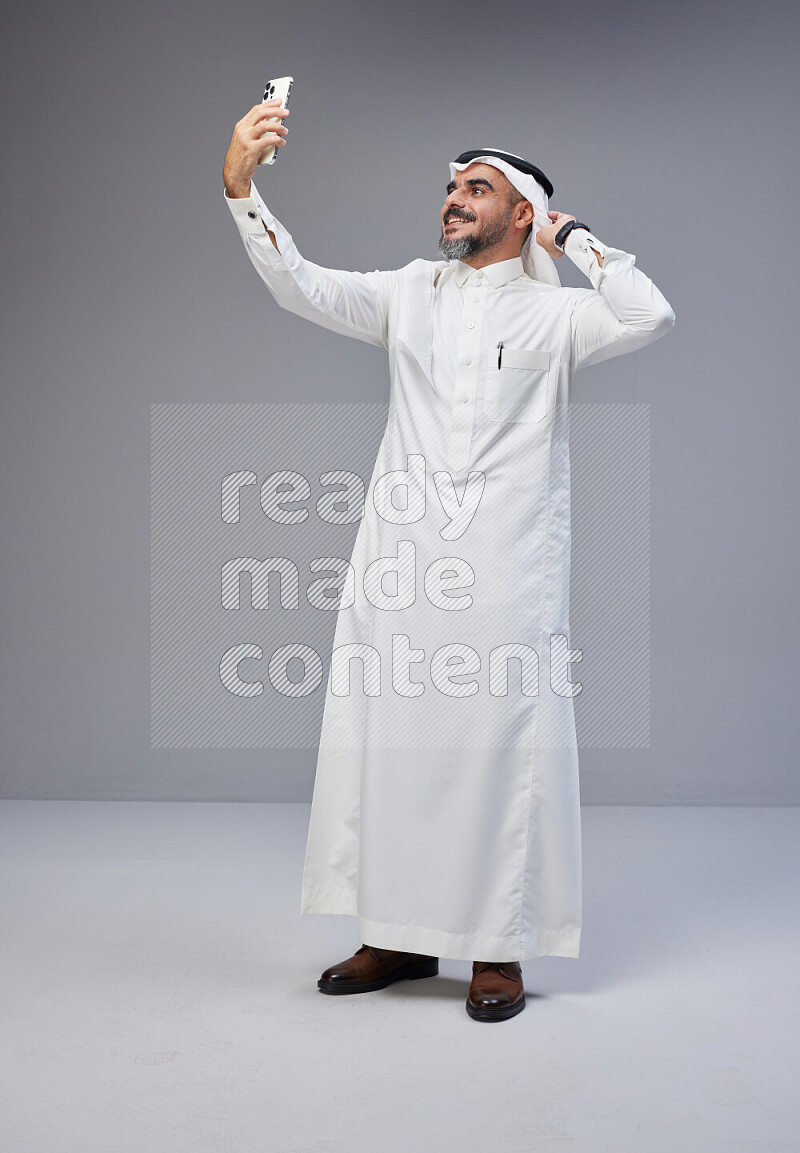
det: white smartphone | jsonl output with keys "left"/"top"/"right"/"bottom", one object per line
{"left": 258, "top": 75, "right": 293, "bottom": 166}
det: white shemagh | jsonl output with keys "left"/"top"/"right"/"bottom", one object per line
{"left": 448, "top": 151, "right": 561, "bottom": 287}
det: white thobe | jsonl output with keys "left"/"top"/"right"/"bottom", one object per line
{"left": 226, "top": 181, "right": 675, "bottom": 961}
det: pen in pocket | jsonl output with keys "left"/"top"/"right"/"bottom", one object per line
{"left": 497, "top": 341, "right": 504, "bottom": 369}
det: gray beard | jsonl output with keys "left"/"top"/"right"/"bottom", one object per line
{"left": 438, "top": 205, "right": 513, "bottom": 261}
{"left": 438, "top": 232, "right": 477, "bottom": 260}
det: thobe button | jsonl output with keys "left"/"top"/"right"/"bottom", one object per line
{"left": 465, "top": 358, "right": 472, "bottom": 366}
{"left": 462, "top": 395, "right": 469, "bottom": 404}
{"left": 467, "top": 321, "right": 475, "bottom": 329}
{"left": 247, "top": 211, "right": 257, "bottom": 219}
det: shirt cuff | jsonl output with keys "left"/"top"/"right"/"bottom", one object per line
{"left": 224, "top": 181, "right": 275, "bottom": 235}
{"left": 564, "top": 227, "right": 608, "bottom": 288}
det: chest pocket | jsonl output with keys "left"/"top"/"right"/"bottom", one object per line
{"left": 484, "top": 347, "right": 551, "bottom": 424}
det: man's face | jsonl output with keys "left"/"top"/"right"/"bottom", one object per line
{"left": 438, "top": 163, "right": 519, "bottom": 261}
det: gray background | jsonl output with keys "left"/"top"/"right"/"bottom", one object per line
{"left": 1, "top": 0, "right": 797, "bottom": 801}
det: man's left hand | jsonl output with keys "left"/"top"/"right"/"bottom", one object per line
{"left": 535, "top": 211, "right": 577, "bottom": 258}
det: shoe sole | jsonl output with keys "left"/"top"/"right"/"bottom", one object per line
{"left": 318, "top": 958, "right": 439, "bottom": 995}
{"left": 465, "top": 993, "right": 526, "bottom": 1021}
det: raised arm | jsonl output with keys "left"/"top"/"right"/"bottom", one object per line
{"left": 223, "top": 99, "right": 291, "bottom": 248}
{"left": 537, "top": 210, "right": 676, "bottom": 370}
{"left": 222, "top": 102, "right": 396, "bottom": 349}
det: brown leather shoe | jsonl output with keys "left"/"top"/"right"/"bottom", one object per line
{"left": 466, "top": 961, "right": 526, "bottom": 1021}
{"left": 318, "top": 943, "right": 439, "bottom": 995}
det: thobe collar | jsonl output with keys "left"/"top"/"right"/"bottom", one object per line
{"left": 446, "top": 255, "right": 526, "bottom": 289}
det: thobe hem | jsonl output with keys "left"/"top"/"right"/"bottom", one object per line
{"left": 300, "top": 885, "right": 581, "bottom": 962}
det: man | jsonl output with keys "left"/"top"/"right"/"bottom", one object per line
{"left": 223, "top": 100, "right": 675, "bottom": 1022}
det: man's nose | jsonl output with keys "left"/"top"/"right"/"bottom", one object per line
{"left": 444, "top": 189, "right": 465, "bottom": 209}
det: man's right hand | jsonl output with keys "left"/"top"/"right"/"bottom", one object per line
{"left": 223, "top": 100, "right": 290, "bottom": 198}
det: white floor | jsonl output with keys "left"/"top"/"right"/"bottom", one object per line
{"left": 0, "top": 801, "right": 797, "bottom": 1153}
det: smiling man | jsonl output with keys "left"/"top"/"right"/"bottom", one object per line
{"left": 440, "top": 168, "right": 527, "bottom": 259}
{"left": 223, "top": 105, "right": 675, "bottom": 1022}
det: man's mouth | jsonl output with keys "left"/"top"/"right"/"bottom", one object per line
{"left": 445, "top": 216, "right": 473, "bottom": 228}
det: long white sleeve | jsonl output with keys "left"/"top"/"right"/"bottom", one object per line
{"left": 564, "top": 227, "right": 676, "bottom": 370}
{"left": 224, "top": 181, "right": 397, "bottom": 350}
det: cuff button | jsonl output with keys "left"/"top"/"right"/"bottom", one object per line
{"left": 247, "top": 211, "right": 257, "bottom": 219}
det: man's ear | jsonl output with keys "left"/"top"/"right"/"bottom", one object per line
{"left": 517, "top": 200, "right": 534, "bottom": 230}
